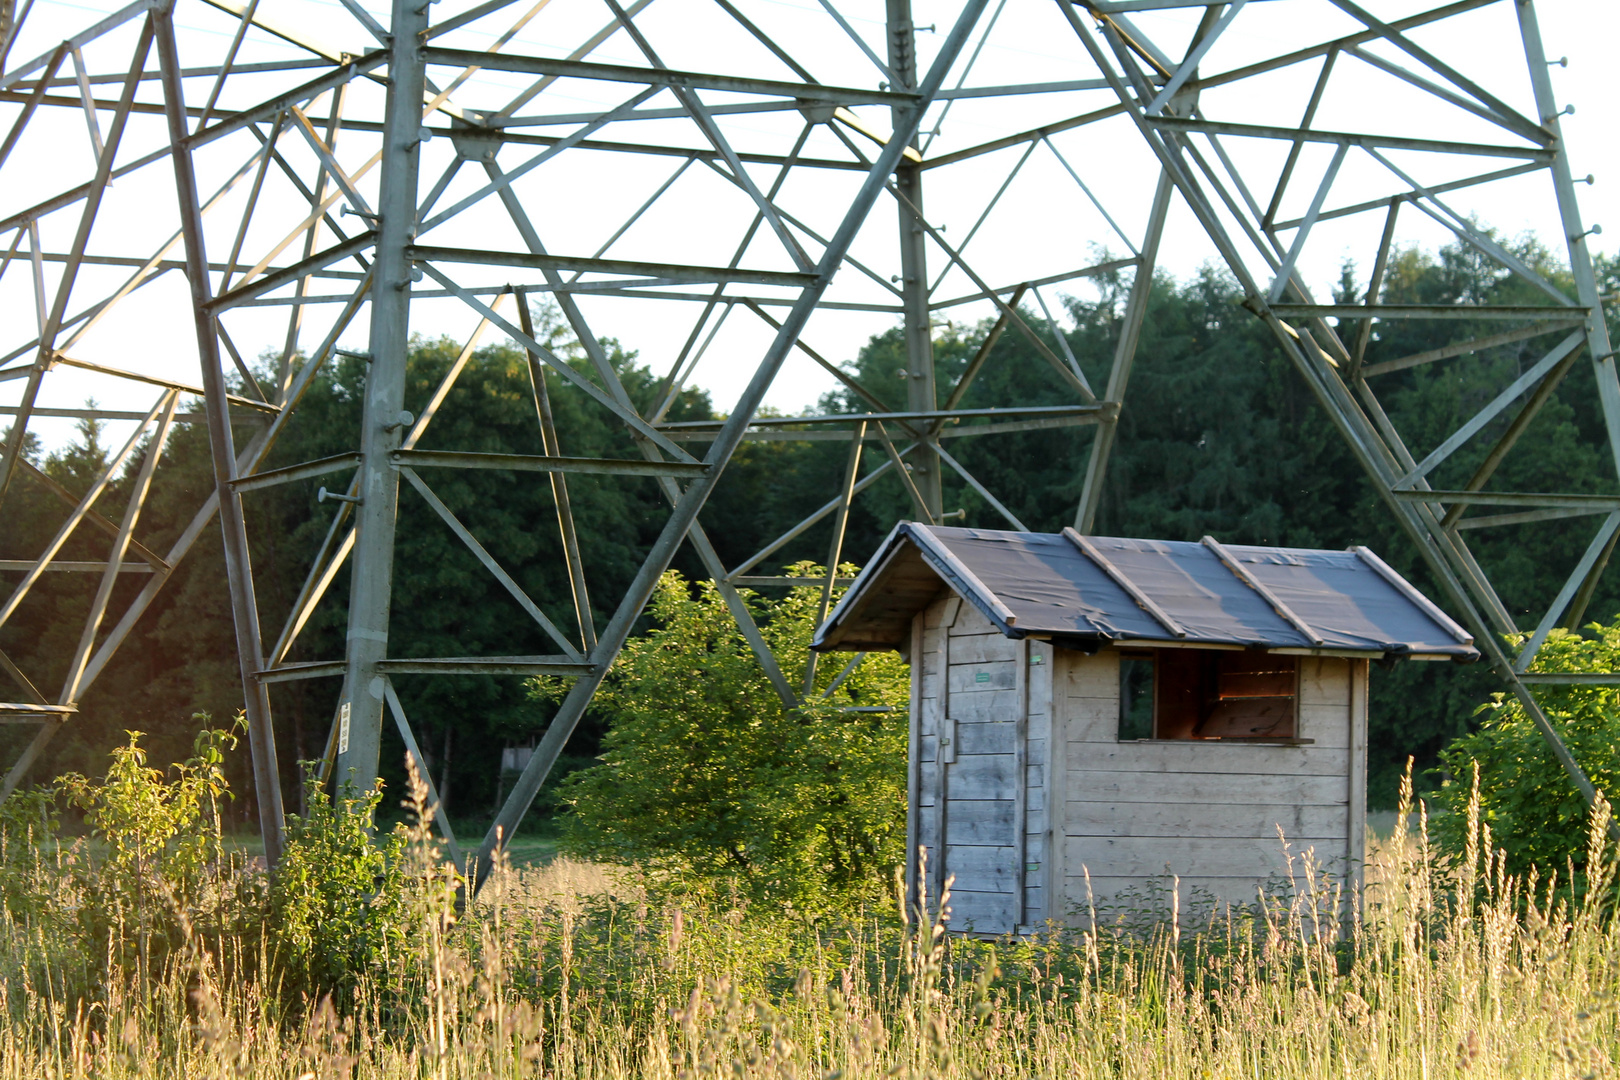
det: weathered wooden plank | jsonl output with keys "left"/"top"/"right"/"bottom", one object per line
{"left": 1067, "top": 800, "right": 1348, "bottom": 839}
{"left": 1298, "top": 703, "right": 1350, "bottom": 748}
{"left": 1298, "top": 655, "right": 1349, "bottom": 706}
{"left": 948, "top": 663, "right": 1017, "bottom": 694}
{"left": 1059, "top": 875, "right": 1334, "bottom": 919}
{"left": 945, "top": 799, "right": 1015, "bottom": 845}
{"left": 944, "top": 844, "right": 1019, "bottom": 892}
{"left": 1063, "top": 650, "right": 1119, "bottom": 698}
{"left": 1046, "top": 660, "right": 1070, "bottom": 924}
{"left": 948, "top": 603, "right": 995, "bottom": 636}
{"left": 924, "top": 595, "right": 962, "bottom": 630}
{"left": 1066, "top": 741, "right": 1350, "bottom": 777}
{"left": 907, "top": 615, "right": 923, "bottom": 905}
{"left": 955, "top": 719, "right": 1016, "bottom": 756}
{"left": 945, "top": 889, "right": 1016, "bottom": 936}
{"left": 1014, "top": 638, "right": 1030, "bottom": 923}
{"left": 948, "top": 689, "right": 1020, "bottom": 722}
{"left": 1021, "top": 885, "right": 1045, "bottom": 928}
{"left": 932, "top": 605, "right": 955, "bottom": 905}
{"left": 1064, "top": 835, "right": 1346, "bottom": 879}
{"left": 948, "top": 754, "right": 1016, "bottom": 796}
{"left": 1027, "top": 710, "right": 1050, "bottom": 742}
{"left": 1026, "top": 736, "right": 1047, "bottom": 766}
{"left": 919, "top": 694, "right": 941, "bottom": 738}
{"left": 1063, "top": 695, "right": 1119, "bottom": 743}
{"left": 1029, "top": 641, "right": 1053, "bottom": 713}
{"left": 949, "top": 633, "right": 1018, "bottom": 664}
{"left": 918, "top": 765, "right": 939, "bottom": 811}
{"left": 1024, "top": 763, "right": 1045, "bottom": 790}
{"left": 1348, "top": 658, "right": 1369, "bottom": 890}
{"left": 920, "top": 734, "right": 938, "bottom": 763}
{"left": 1064, "top": 769, "right": 1348, "bottom": 806}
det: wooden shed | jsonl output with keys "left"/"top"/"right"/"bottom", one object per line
{"left": 812, "top": 523, "right": 1478, "bottom": 935}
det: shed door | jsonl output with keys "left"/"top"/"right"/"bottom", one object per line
{"left": 935, "top": 616, "right": 1025, "bottom": 936}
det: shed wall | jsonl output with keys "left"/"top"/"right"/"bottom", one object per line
{"left": 913, "top": 596, "right": 1050, "bottom": 935}
{"left": 1055, "top": 649, "right": 1367, "bottom": 916}
{"left": 909, "top": 594, "right": 1369, "bottom": 934}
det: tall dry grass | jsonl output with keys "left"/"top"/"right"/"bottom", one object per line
{"left": 0, "top": 768, "right": 1616, "bottom": 1079}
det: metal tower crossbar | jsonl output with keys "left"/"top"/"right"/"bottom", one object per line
{"left": 0, "top": 0, "right": 1613, "bottom": 879}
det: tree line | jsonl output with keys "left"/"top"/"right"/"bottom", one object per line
{"left": 3, "top": 235, "right": 1617, "bottom": 821}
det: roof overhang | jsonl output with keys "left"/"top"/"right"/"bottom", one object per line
{"left": 812, "top": 523, "right": 1479, "bottom": 664}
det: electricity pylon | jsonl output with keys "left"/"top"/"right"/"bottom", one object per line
{"left": 0, "top": 0, "right": 1611, "bottom": 877}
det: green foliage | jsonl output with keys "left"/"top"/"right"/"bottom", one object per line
{"left": 546, "top": 566, "right": 909, "bottom": 913}
{"left": 0, "top": 716, "right": 258, "bottom": 1009}
{"left": 0, "top": 785, "right": 58, "bottom": 920}
{"left": 270, "top": 771, "right": 408, "bottom": 998}
{"left": 1434, "top": 616, "right": 1620, "bottom": 879}
{"left": 3, "top": 788, "right": 1620, "bottom": 1077}
{"left": 10, "top": 244, "right": 1620, "bottom": 820}
{"left": 0, "top": 714, "right": 464, "bottom": 1010}
{"left": 57, "top": 721, "right": 237, "bottom": 885}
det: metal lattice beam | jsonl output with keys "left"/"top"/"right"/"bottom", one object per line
{"left": 0, "top": 0, "right": 1613, "bottom": 873}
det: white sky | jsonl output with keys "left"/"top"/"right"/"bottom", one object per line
{"left": 2, "top": 0, "right": 1614, "bottom": 453}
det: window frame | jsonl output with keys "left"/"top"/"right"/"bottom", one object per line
{"left": 1114, "top": 646, "right": 1309, "bottom": 744}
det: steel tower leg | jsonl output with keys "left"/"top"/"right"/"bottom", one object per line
{"left": 1514, "top": 1, "right": 1620, "bottom": 463}
{"left": 1060, "top": 0, "right": 1608, "bottom": 819}
{"left": 155, "top": 4, "right": 284, "bottom": 864}
{"left": 889, "top": 0, "right": 941, "bottom": 522}
{"left": 335, "top": 0, "right": 429, "bottom": 793}
{"left": 1076, "top": 170, "right": 1172, "bottom": 533}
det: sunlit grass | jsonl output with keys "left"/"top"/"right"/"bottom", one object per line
{"left": 0, "top": 769, "right": 1616, "bottom": 1079}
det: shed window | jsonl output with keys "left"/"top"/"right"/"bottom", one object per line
{"left": 1117, "top": 649, "right": 1298, "bottom": 740}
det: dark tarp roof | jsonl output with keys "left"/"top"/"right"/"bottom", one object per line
{"left": 811, "top": 523, "right": 1478, "bottom": 662}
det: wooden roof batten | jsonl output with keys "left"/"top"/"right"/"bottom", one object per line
{"left": 1062, "top": 526, "right": 1187, "bottom": 639}
{"left": 1199, "top": 534, "right": 1326, "bottom": 648}
{"left": 813, "top": 522, "right": 1479, "bottom": 663}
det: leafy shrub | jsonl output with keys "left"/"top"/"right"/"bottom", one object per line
{"left": 0, "top": 785, "right": 58, "bottom": 920}
{"left": 270, "top": 770, "right": 409, "bottom": 999}
{"left": 1434, "top": 617, "right": 1620, "bottom": 879}
{"left": 542, "top": 566, "right": 909, "bottom": 914}
{"left": 0, "top": 717, "right": 256, "bottom": 1005}
{"left": 57, "top": 721, "right": 237, "bottom": 887}
{"left": 0, "top": 718, "right": 468, "bottom": 1019}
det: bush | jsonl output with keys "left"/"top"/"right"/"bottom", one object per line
{"left": 542, "top": 566, "right": 910, "bottom": 915}
{"left": 0, "top": 717, "right": 475, "bottom": 1027}
{"left": 1434, "top": 616, "right": 1620, "bottom": 879}
{"left": 0, "top": 718, "right": 259, "bottom": 1006}
{"left": 0, "top": 784, "right": 58, "bottom": 921}
{"left": 270, "top": 770, "right": 410, "bottom": 999}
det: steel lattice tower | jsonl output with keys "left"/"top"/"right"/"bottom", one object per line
{"left": 0, "top": 0, "right": 1612, "bottom": 879}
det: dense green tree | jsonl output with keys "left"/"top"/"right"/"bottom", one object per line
{"left": 547, "top": 566, "right": 909, "bottom": 912}
{"left": 8, "top": 236, "right": 1618, "bottom": 828}
{"left": 241, "top": 323, "right": 727, "bottom": 819}
{"left": 1433, "top": 617, "right": 1620, "bottom": 882}
{"left": 0, "top": 310, "right": 746, "bottom": 822}
{"left": 808, "top": 239, "right": 1619, "bottom": 805}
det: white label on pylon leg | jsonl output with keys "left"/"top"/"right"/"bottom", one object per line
{"left": 339, "top": 701, "right": 351, "bottom": 754}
